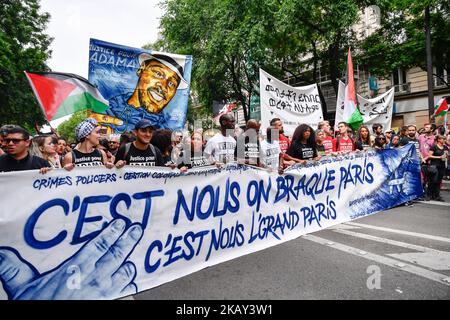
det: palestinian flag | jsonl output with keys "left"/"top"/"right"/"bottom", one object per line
{"left": 24, "top": 71, "right": 109, "bottom": 121}
{"left": 343, "top": 48, "right": 363, "bottom": 130}
{"left": 433, "top": 96, "right": 449, "bottom": 117}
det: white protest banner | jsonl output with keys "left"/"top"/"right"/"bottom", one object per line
{"left": 260, "top": 69, "right": 324, "bottom": 137}
{"left": 0, "top": 145, "right": 421, "bottom": 300}
{"left": 335, "top": 80, "right": 394, "bottom": 131}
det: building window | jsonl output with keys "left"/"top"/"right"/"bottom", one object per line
{"left": 392, "top": 69, "right": 406, "bottom": 86}
{"left": 389, "top": 69, "right": 410, "bottom": 93}
{"left": 434, "top": 66, "right": 449, "bottom": 88}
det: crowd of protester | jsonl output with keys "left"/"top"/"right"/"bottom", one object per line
{"left": 1, "top": 114, "right": 449, "bottom": 201}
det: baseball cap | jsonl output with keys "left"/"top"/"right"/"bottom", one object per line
{"left": 134, "top": 119, "right": 155, "bottom": 130}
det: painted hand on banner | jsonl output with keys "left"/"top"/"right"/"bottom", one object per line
{"left": 0, "top": 219, "right": 143, "bottom": 300}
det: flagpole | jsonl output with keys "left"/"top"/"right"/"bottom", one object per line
{"left": 24, "top": 71, "right": 50, "bottom": 123}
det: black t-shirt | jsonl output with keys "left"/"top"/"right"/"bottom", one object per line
{"left": 178, "top": 149, "right": 210, "bottom": 169}
{"left": 0, "top": 153, "right": 50, "bottom": 172}
{"left": 429, "top": 144, "right": 448, "bottom": 167}
{"left": 287, "top": 140, "right": 317, "bottom": 160}
{"left": 236, "top": 134, "right": 260, "bottom": 165}
{"left": 72, "top": 149, "right": 104, "bottom": 167}
{"left": 115, "top": 143, "right": 164, "bottom": 167}
{"left": 355, "top": 140, "right": 371, "bottom": 151}
{"left": 316, "top": 144, "right": 326, "bottom": 157}
{"left": 401, "top": 137, "right": 420, "bottom": 155}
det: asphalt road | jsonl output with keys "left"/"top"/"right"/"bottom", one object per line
{"left": 129, "top": 182, "right": 450, "bottom": 300}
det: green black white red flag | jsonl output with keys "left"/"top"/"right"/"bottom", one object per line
{"left": 342, "top": 48, "right": 363, "bottom": 130}
{"left": 24, "top": 71, "right": 109, "bottom": 121}
{"left": 433, "top": 96, "right": 449, "bottom": 118}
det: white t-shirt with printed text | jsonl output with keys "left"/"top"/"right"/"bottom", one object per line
{"left": 204, "top": 133, "right": 236, "bottom": 164}
{"left": 260, "top": 140, "right": 281, "bottom": 169}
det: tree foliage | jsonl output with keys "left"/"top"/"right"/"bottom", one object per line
{"left": 57, "top": 110, "right": 88, "bottom": 143}
{"left": 0, "top": 0, "right": 52, "bottom": 127}
{"left": 156, "top": 0, "right": 366, "bottom": 121}
{"left": 156, "top": 0, "right": 450, "bottom": 123}
{"left": 357, "top": 0, "right": 449, "bottom": 85}
{"left": 157, "top": 0, "right": 281, "bottom": 122}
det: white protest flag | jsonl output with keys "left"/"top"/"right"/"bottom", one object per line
{"left": 260, "top": 68, "right": 324, "bottom": 137}
{"left": 335, "top": 80, "right": 394, "bottom": 131}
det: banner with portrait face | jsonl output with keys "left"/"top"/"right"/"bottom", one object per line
{"left": 0, "top": 145, "right": 421, "bottom": 300}
{"left": 260, "top": 69, "right": 324, "bottom": 137}
{"left": 88, "top": 38, "right": 192, "bottom": 134}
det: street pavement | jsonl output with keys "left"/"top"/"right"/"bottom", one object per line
{"left": 129, "top": 181, "right": 450, "bottom": 300}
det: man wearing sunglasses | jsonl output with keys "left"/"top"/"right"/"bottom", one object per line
{"left": 0, "top": 126, "right": 51, "bottom": 173}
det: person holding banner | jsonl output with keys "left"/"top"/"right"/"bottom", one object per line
{"left": 259, "top": 126, "right": 283, "bottom": 173}
{"left": 333, "top": 122, "right": 355, "bottom": 154}
{"left": 30, "top": 135, "right": 62, "bottom": 169}
{"left": 427, "top": 135, "right": 448, "bottom": 201}
{"left": 0, "top": 125, "right": 18, "bottom": 155}
{"left": 387, "top": 135, "right": 401, "bottom": 149}
{"left": 317, "top": 121, "right": 334, "bottom": 155}
{"left": 114, "top": 119, "right": 164, "bottom": 168}
{"left": 0, "top": 126, "right": 51, "bottom": 173}
{"left": 270, "top": 118, "right": 296, "bottom": 166}
{"left": 236, "top": 119, "right": 261, "bottom": 166}
{"left": 373, "top": 134, "right": 387, "bottom": 150}
{"left": 177, "top": 131, "right": 209, "bottom": 171}
{"left": 270, "top": 118, "right": 290, "bottom": 153}
{"left": 315, "top": 129, "right": 327, "bottom": 157}
{"left": 371, "top": 123, "right": 383, "bottom": 141}
{"left": 63, "top": 118, "right": 115, "bottom": 170}
{"left": 355, "top": 125, "right": 373, "bottom": 151}
{"left": 402, "top": 125, "right": 422, "bottom": 160}
{"left": 418, "top": 123, "right": 436, "bottom": 199}
{"left": 384, "top": 129, "right": 394, "bottom": 146}
{"left": 286, "top": 124, "right": 319, "bottom": 164}
{"left": 204, "top": 114, "right": 237, "bottom": 165}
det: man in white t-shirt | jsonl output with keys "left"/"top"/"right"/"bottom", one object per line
{"left": 204, "top": 114, "right": 237, "bottom": 164}
{"left": 260, "top": 126, "right": 283, "bottom": 173}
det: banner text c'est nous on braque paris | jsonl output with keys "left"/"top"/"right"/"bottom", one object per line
{"left": 0, "top": 145, "right": 421, "bottom": 299}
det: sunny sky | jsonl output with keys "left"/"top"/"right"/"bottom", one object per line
{"left": 39, "top": 0, "right": 165, "bottom": 127}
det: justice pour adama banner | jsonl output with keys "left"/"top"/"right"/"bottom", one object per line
{"left": 0, "top": 145, "right": 421, "bottom": 299}
{"left": 88, "top": 38, "right": 192, "bottom": 134}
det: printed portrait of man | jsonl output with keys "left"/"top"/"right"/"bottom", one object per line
{"left": 90, "top": 52, "right": 188, "bottom": 134}
{"left": 129, "top": 53, "right": 188, "bottom": 113}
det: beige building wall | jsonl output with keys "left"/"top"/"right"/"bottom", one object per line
{"left": 408, "top": 67, "right": 428, "bottom": 93}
